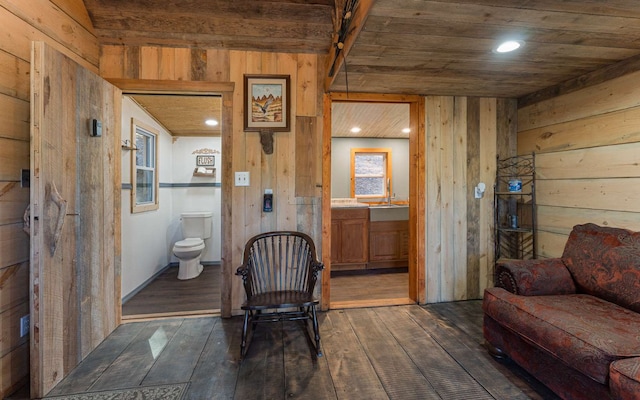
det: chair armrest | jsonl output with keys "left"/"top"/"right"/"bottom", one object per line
{"left": 495, "top": 258, "right": 576, "bottom": 296}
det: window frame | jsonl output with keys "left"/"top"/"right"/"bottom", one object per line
{"left": 130, "top": 118, "right": 159, "bottom": 213}
{"left": 350, "top": 147, "right": 392, "bottom": 199}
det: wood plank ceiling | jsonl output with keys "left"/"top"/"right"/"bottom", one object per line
{"left": 129, "top": 94, "right": 222, "bottom": 137}
{"left": 83, "top": 0, "right": 640, "bottom": 135}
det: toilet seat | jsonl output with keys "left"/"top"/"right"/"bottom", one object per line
{"left": 174, "top": 238, "right": 204, "bottom": 250}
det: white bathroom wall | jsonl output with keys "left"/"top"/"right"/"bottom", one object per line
{"left": 331, "top": 137, "right": 410, "bottom": 201}
{"left": 121, "top": 96, "right": 174, "bottom": 297}
{"left": 169, "top": 137, "right": 222, "bottom": 262}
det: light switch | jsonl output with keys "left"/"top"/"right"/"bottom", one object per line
{"left": 235, "top": 171, "right": 250, "bottom": 186}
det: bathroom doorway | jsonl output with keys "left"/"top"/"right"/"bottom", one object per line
{"left": 323, "top": 93, "right": 425, "bottom": 309}
{"left": 118, "top": 89, "right": 227, "bottom": 320}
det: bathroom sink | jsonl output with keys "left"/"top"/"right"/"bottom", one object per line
{"left": 369, "top": 205, "right": 409, "bottom": 221}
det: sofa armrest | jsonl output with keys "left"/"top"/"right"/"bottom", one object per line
{"left": 611, "top": 358, "right": 640, "bottom": 400}
{"left": 495, "top": 258, "right": 576, "bottom": 296}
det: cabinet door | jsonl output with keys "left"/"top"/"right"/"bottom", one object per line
{"left": 370, "top": 230, "right": 401, "bottom": 261}
{"left": 340, "top": 219, "right": 368, "bottom": 263}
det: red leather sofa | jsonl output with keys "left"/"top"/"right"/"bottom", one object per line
{"left": 483, "top": 223, "right": 640, "bottom": 399}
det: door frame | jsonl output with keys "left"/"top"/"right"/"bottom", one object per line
{"left": 321, "top": 92, "right": 425, "bottom": 309}
{"left": 107, "top": 79, "right": 235, "bottom": 317}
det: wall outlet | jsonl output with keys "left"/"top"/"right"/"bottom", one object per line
{"left": 235, "top": 171, "right": 250, "bottom": 186}
{"left": 20, "top": 314, "right": 29, "bottom": 337}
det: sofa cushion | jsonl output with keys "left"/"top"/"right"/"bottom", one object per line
{"left": 610, "top": 358, "right": 640, "bottom": 400}
{"left": 483, "top": 287, "right": 640, "bottom": 384}
{"left": 562, "top": 223, "right": 640, "bottom": 312}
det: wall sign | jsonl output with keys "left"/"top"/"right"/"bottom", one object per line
{"left": 196, "top": 155, "right": 215, "bottom": 166}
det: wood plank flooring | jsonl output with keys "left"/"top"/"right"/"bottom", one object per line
{"left": 122, "top": 266, "right": 409, "bottom": 319}
{"left": 122, "top": 265, "right": 221, "bottom": 319}
{"left": 330, "top": 270, "right": 408, "bottom": 302}
{"left": 43, "top": 301, "right": 560, "bottom": 400}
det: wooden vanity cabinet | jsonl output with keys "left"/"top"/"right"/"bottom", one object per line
{"left": 368, "top": 220, "right": 409, "bottom": 269}
{"left": 331, "top": 207, "right": 369, "bottom": 270}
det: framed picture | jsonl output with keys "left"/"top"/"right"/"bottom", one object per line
{"left": 196, "top": 155, "right": 215, "bottom": 166}
{"left": 244, "top": 74, "right": 290, "bottom": 132}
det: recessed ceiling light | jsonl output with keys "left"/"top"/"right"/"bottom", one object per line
{"left": 494, "top": 40, "right": 524, "bottom": 53}
{"left": 350, "top": 127, "right": 361, "bottom": 133}
{"left": 402, "top": 128, "right": 411, "bottom": 133}
{"left": 205, "top": 119, "right": 219, "bottom": 126}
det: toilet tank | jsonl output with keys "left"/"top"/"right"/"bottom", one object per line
{"left": 181, "top": 211, "right": 213, "bottom": 239}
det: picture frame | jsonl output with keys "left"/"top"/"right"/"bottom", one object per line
{"left": 196, "top": 155, "right": 215, "bottom": 166}
{"left": 244, "top": 74, "right": 290, "bottom": 132}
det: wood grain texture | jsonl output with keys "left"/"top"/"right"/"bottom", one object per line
{"left": 535, "top": 142, "right": 640, "bottom": 179}
{"left": 43, "top": 302, "right": 558, "bottom": 400}
{"left": 0, "top": 1, "right": 102, "bottom": 395}
{"left": 537, "top": 204, "right": 640, "bottom": 235}
{"left": 537, "top": 230, "right": 569, "bottom": 259}
{"left": 0, "top": 51, "right": 29, "bottom": 101}
{"left": 0, "top": 0, "right": 98, "bottom": 65}
{"left": 518, "top": 70, "right": 640, "bottom": 131}
{"left": 0, "top": 342, "right": 28, "bottom": 398}
{"left": 478, "top": 98, "right": 497, "bottom": 292}
{"left": 0, "top": 94, "right": 29, "bottom": 141}
{"left": 411, "top": 98, "right": 426, "bottom": 302}
{"left": 465, "top": 97, "right": 481, "bottom": 299}
{"left": 0, "top": 224, "right": 28, "bottom": 269}
{"left": 519, "top": 70, "right": 640, "bottom": 260}
{"left": 122, "top": 266, "right": 220, "bottom": 318}
{"left": 0, "top": 182, "right": 28, "bottom": 225}
{"left": 453, "top": 97, "right": 468, "bottom": 300}
{"left": 295, "top": 116, "right": 318, "bottom": 197}
{"left": 518, "top": 106, "right": 640, "bottom": 155}
{"left": 30, "top": 42, "right": 121, "bottom": 398}
{"left": 0, "top": 139, "right": 29, "bottom": 181}
{"left": 50, "top": 0, "right": 94, "bottom": 33}
{"left": 0, "top": 301, "right": 29, "bottom": 358}
{"left": 537, "top": 178, "right": 640, "bottom": 212}
{"left": 321, "top": 94, "right": 332, "bottom": 309}
{"left": 0, "top": 262, "right": 28, "bottom": 314}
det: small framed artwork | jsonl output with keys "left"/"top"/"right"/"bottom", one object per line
{"left": 244, "top": 74, "right": 290, "bottom": 132}
{"left": 196, "top": 155, "right": 215, "bottom": 166}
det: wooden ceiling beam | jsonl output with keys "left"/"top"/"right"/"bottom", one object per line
{"left": 324, "top": 0, "right": 374, "bottom": 92}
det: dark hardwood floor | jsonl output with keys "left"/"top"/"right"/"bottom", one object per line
{"left": 122, "top": 266, "right": 409, "bottom": 320}
{"left": 41, "top": 301, "right": 560, "bottom": 400}
{"left": 122, "top": 265, "right": 221, "bottom": 319}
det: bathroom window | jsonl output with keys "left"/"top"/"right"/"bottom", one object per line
{"left": 131, "top": 119, "right": 159, "bottom": 213}
{"left": 350, "top": 148, "right": 392, "bottom": 198}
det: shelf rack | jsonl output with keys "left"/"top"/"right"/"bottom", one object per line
{"left": 494, "top": 153, "right": 536, "bottom": 262}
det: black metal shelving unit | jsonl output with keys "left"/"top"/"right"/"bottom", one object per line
{"left": 494, "top": 153, "right": 536, "bottom": 262}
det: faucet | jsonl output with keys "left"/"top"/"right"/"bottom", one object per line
{"left": 387, "top": 178, "right": 391, "bottom": 205}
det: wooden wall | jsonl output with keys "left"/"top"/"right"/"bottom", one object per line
{"left": 424, "top": 96, "right": 516, "bottom": 302}
{"left": 99, "top": 45, "right": 324, "bottom": 316}
{"left": 518, "top": 70, "right": 640, "bottom": 257}
{"left": 0, "top": 0, "right": 99, "bottom": 396}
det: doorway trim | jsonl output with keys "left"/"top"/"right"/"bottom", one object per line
{"left": 107, "top": 79, "right": 235, "bottom": 317}
{"left": 322, "top": 92, "right": 425, "bottom": 310}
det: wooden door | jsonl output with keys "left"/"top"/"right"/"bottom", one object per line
{"left": 30, "top": 42, "right": 122, "bottom": 398}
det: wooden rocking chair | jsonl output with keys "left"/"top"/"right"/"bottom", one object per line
{"left": 235, "top": 231, "right": 324, "bottom": 358}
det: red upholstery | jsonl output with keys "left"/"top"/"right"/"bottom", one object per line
{"left": 484, "top": 223, "right": 640, "bottom": 399}
{"left": 610, "top": 358, "right": 640, "bottom": 400}
{"left": 484, "top": 288, "right": 640, "bottom": 384}
{"left": 562, "top": 223, "right": 640, "bottom": 312}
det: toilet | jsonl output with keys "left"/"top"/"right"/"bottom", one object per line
{"left": 172, "top": 211, "right": 212, "bottom": 280}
